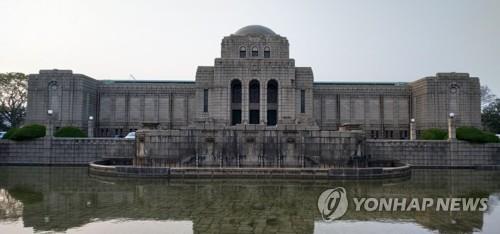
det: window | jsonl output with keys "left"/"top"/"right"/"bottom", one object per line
{"left": 384, "top": 130, "right": 394, "bottom": 139}
{"left": 267, "top": 80, "right": 278, "bottom": 126}
{"left": 203, "top": 89, "right": 208, "bottom": 112}
{"left": 252, "top": 47, "right": 258, "bottom": 57}
{"left": 399, "top": 130, "right": 408, "bottom": 139}
{"left": 264, "top": 47, "right": 270, "bottom": 58}
{"left": 231, "top": 80, "right": 242, "bottom": 125}
{"left": 249, "top": 80, "right": 260, "bottom": 124}
{"left": 267, "top": 80, "right": 278, "bottom": 104}
{"left": 300, "top": 89, "right": 305, "bottom": 113}
{"left": 231, "top": 80, "right": 242, "bottom": 103}
{"left": 249, "top": 80, "right": 260, "bottom": 103}
{"left": 239, "top": 47, "right": 246, "bottom": 58}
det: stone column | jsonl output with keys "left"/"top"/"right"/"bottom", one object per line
{"left": 242, "top": 81, "right": 249, "bottom": 124}
{"left": 410, "top": 118, "right": 416, "bottom": 140}
{"left": 448, "top": 113, "right": 456, "bottom": 141}
{"left": 260, "top": 82, "right": 266, "bottom": 125}
{"left": 88, "top": 116, "right": 94, "bottom": 138}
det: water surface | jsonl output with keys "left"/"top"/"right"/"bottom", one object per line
{"left": 0, "top": 167, "right": 499, "bottom": 233}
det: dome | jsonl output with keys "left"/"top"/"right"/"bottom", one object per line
{"left": 234, "top": 25, "right": 276, "bottom": 36}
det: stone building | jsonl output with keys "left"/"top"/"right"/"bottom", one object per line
{"left": 25, "top": 25, "right": 481, "bottom": 139}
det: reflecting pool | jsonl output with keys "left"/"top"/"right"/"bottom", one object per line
{"left": 0, "top": 166, "right": 499, "bottom": 233}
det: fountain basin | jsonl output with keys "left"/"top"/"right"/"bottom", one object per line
{"left": 89, "top": 159, "right": 411, "bottom": 179}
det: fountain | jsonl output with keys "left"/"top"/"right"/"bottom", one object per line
{"left": 89, "top": 123, "right": 411, "bottom": 179}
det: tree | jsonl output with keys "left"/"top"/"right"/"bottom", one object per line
{"left": 481, "top": 85, "right": 497, "bottom": 110}
{"left": 481, "top": 99, "right": 500, "bottom": 134}
{"left": 0, "top": 73, "right": 28, "bottom": 130}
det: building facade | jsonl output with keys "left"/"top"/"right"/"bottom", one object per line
{"left": 25, "top": 25, "right": 481, "bottom": 138}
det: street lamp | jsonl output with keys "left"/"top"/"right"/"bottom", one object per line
{"left": 88, "top": 116, "right": 94, "bottom": 137}
{"left": 410, "top": 118, "right": 416, "bottom": 140}
{"left": 448, "top": 113, "right": 456, "bottom": 140}
{"left": 47, "top": 109, "right": 53, "bottom": 137}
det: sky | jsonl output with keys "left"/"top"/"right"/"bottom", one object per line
{"left": 1, "top": 0, "right": 500, "bottom": 94}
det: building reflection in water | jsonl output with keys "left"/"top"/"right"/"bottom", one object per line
{"left": 0, "top": 167, "right": 499, "bottom": 234}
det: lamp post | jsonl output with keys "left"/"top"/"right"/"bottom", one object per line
{"left": 410, "top": 118, "right": 416, "bottom": 140}
{"left": 88, "top": 116, "right": 94, "bottom": 138}
{"left": 47, "top": 110, "right": 53, "bottom": 138}
{"left": 448, "top": 113, "right": 456, "bottom": 140}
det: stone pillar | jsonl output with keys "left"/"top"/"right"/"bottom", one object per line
{"left": 410, "top": 118, "right": 416, "bottom": 140}
{"left": 47, "top": 110, "right": 54, "bottom": 138}
{"left": 260, "top": 82, "right": 266, "bottom": 125}
{"left": 242, "top": 81, "right": 248, "bottom": 124}
{"left": 88, "top": 116, "right": 94, "bottom": 138}
{"left": 448, "top": 113, "right": 456, "bottom": 141}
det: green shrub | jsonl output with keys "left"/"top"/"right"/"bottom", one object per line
{"left": 54, "top": 126, "right": 86, "bottom": 138}
{"left": 3, "top": 128, "right": 18, "bottom": 139}
{"left": 457, "top": 126, "right": 499, "bottom": 143}
{"left": 10, "top": 124, "right": 46, "bottom": 141}
{"left": 421, "top": 128, "right": 448, "bottom": 140}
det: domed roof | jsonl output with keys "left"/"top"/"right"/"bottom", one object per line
{"left": 234, "top": 25, "right": 276, "bottom": 36}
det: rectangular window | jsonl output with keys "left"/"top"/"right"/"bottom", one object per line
{"left": 240, "top": 51, "right": 246, "bottom": 58}
{"left": 300, "top": 90, "right": 305, "bottom": 113}
{"left": 264, "top": 51, "right": 270, "bottom": 58}
{"left": 203, "top": 89, "right": 208, "bottom": 113}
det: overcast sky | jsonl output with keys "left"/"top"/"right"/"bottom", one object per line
{"left": 1, "top": 0, "right": 499, "bottom": 94}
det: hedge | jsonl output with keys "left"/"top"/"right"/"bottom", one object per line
{"left": 54, "top": 126, "right": 87, "bottom": 138}
{"left": 421, "top": 128, "right": 448, "bottom": 140}
{"left": 9, "top": 124, "right": 46, "bottom": 141}
{"left": 2, "top": 128, "right": 18, "bottom": 139}
{"left": 457, "top": 126, "right": 499, "bottom": 143}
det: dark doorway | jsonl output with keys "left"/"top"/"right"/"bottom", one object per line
{"left": 232, "top": 110, "right": 241, "bottom": 125}
{"left": 249, "top": 110, "right": 260, "bottom": 124}
{"left": 267, "top": 110, "right": 277, "bottom": 126}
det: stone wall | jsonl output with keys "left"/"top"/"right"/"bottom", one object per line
{"left": 0, "top": 138, "right": 135, "bottom": 165}
{"left": 136, "top": 127, "right": 365, "bottom": 168}
{"left": 366, "top": 140, "right": 500, "bottom": 167}
{"left": 312, "top": 82, "right": 410, "bottom": 138}
{"left": 96, "top": 80, "right": 196, "bottom": 135}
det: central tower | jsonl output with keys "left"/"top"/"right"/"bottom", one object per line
{"left": 195, "top": 25, "right": 314, "bottom": 127}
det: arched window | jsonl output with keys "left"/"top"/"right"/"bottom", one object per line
{"left": 252, "top": 47, "right": 258, "bottom": 57}
{"left": 230, "top": 79, "right": 242, "bottom": 125}
{"left": 249, "top": 80, "right": 260, "bottom": 103}
{"left": 267, "top": 79, "right": 278, "bottom": 126}
{"left": 239, "top": 47, "right": 246, "bottom": 58}
{"left": 249, "top": 80, "right": 260, "bottom": 124}
{"left": 231, "top": 80, "right": 242, "bottom": 103}
{"left": 264, "top": 46, "right": 270, "bottom": 58}
{"left": 267, "top": 80, "right": 278, "bottom": 104}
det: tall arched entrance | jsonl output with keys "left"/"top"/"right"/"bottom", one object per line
{"left": 249, "top": 79, "right": 260, "bottom": 124}
{"left": 231, "top": 79, "right": 242, "bottom": 125}
{"left": 267, "top": 79, "right": 278, "bottom": 126}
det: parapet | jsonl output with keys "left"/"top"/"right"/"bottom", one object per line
{"left": 39, "top": 69, "right": 73, "bottom": 75}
